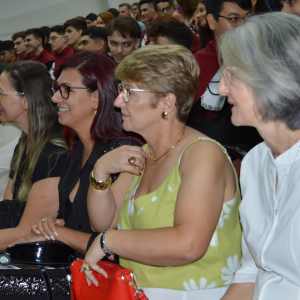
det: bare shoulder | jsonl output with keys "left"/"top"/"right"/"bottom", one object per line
{"left": 179, "top": 127, "right": 229, "bottom": 174}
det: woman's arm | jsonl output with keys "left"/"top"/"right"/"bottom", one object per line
{"left": 86, "top": 140, "right": 235, "bottom": 266}
{"left": 87, "top": 145, "right": 146, "bottom": 232}
{"left": 3, "top": 178, "right": 13, "bottom": 200}
{"left": 221, "top": 283, "right": 255, "bottom": 300}
{"left": 0, "top": 177, "right": 60, "bottom": 251}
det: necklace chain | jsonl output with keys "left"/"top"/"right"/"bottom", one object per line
{"left": 148, "top": 127, "right": 186, "bottom": 171}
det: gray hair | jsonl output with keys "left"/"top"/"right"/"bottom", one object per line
{"left": 218, "top": 12, "right": 300, "bottom": 130}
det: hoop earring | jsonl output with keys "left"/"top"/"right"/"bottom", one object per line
{"left": 162, "top": 111, "right": 168, "bottom": 120}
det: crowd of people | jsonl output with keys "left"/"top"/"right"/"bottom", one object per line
{"left": 0, "top": 0, "right": 300, "bottom": 299}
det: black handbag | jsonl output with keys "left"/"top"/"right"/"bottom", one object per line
{"left": 0, "top": 199, "right": 24, "bottom": 229}
{"left": 0, "top": 242, "right": 75, "bottom": 300}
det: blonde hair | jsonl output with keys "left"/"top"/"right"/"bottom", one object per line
{"left": 115, "top": 45, "right": 199, "bottom": 122}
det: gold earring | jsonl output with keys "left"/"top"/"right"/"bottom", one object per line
{"left": 94, "top": 109, "right": 97, "bottom": 115}
{"left": 23, "top": 108, "right": 28, "bottom": 111}
{"left": 162, "top": 111, "right": 168, "bottom": 120}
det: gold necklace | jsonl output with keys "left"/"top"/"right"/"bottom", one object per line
{"left": 148, "top": 127, "right": 186, "bottom": 171}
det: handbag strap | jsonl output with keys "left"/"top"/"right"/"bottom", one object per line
{"left": 122, "top": 270, "right": 149, "bottom": 300}
{"left": 38, "top": 266, "right": 54, "bottom": 300}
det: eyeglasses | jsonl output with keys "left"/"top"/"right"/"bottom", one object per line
{"left": 118, "top": 83, "right": 150, "bottom": 103}
{"left": 0, "top": 90, "right": 25, "bottom": 99}
{"left": 158, "top": 7, "right": 171, "bottom": 13}
{"left": 49, "top": 35, "right": 64, "bottom": 41}
{"left": 217, "top": 14, "right": 250, "bottom": 25}
{"left": 52, "top": 81, "right": 90, "bottom": 100}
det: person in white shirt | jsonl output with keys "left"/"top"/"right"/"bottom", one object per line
{"left": 217, "top": 13, "right": 300, "bottom": 300}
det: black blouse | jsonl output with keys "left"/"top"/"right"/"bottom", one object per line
{"left": 57, "top": 139, "right": 139, "bottom": 236}
{"left": 10, "top": 141, "right": 68, "bottom": 200}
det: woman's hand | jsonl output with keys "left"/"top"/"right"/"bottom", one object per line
{"left": 81, "top": 234, "right": 107, "bottom": 286}
{"left": 11, "top": 232, "right": 47, "bottom": 247}
{"left": 93, "top": 145, "right": 146, "bottom": 179}
{"left": 31, "top": 216, "right": 65, "bottom": 241}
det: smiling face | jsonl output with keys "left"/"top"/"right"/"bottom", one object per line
{"left": 114, "top": 80, "right": 158, "bottom": 133}
{"left": 13, "top": 37, "right": 28, "bottom": 56}
{"left": 51, "top": 68, "right": 97, "bottom": 133}
{"left": 141, "top": 3, "right": 157, "bottom": 22}
{"left": 108, "top": 31, "right": 140, "bottom": 64}
{"left": 195, "top": 2, "right": 208, "bottom": 28}
{"left": 217, "top": 68, "right": 261, "bottom": 127}
{"left": 207, "top": 2, "right": 252, "bottom": 38}
{"left": 25, "top": 34, "right": 40, "bottom": 53}
{"left": 0, "top": 72, "right": 26, "bottom": 126}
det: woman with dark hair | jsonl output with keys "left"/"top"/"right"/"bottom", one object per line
{"left": 195, "top": 0, "right": 214, "bottom": 49}
{"left": 0, "top": 61, "right": 68, "bottom": 251}
{"left": 22, "top": 51, "right": 140, "bottom": 257}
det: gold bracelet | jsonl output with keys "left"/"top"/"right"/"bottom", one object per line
{"left": 89, "top": 170, "right": 112, "bottom": 190}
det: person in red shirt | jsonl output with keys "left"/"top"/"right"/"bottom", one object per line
{"left": 64, "top": 17, "right": 87, "bottom": 52}
{"left": 11, "top": 32, "right": 36, "bottom": 61}
{"left": 0, "top": 41, "right": 20, "bottom": 64}
{"left": 24, "top": 28, "right": 55, "bottom": 71}
{"left": 49, "top": 25, "right": 74, "bottom": 79}
{"left": 139, "top": 0, "right": 158, "bottom": 46}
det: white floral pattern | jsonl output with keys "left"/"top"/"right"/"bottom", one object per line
{"left": 151, "top": 196, "right": 157, "bottom": 202}
{"left": 219, "top": 198, "right": 236, "bottom": 228}
{"left": 221, "top": 254, "right": 239, "bottom": 285}
{"left": 209, "top": 231, "right": 218, "bottom": 247}
{"left": 168, "top": 184, "right": 173, "bottom": 192}
{"left": 183, "top": 277, "right": 218, "bottom": 291}
{"left": 127, "top": 184, "right": 139, "bottom": 216}
{"left": 137, "top": 207, "right": 144, "bottom": 216}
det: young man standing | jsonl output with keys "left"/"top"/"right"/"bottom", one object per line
{"left": 24, "top": 28, "right": 55, "bottom": 71}
{"left": 118, "top": 3, "right": 146, "bottom": 31}
{"left": 49, "top": 25, "right": 74, "bottom": 79}
{"left": 0, "top": 41, "right": 20, "bottom": 64}
{"left": 139, "top": 0, "right": 158, "bottom": 46}
{"left": 107, "top": 16, "right": 141, "bottom": 64}
{"left": 78, "top": 27, "right": 108, "bottom": 53}
{"left": 12, "top": 32, "right": 36, "bottom": 61}
{"left": 187, "top": 0, "right": 263, "bottom": 151}
{"left": 64, "top": 17, "right": 87, "bottom": 52}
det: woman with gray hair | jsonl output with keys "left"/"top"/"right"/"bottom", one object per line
{"left": 217, "top": 12, "right": 300, "bottom": 300}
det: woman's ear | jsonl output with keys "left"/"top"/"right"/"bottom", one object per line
{"left": 161, "top": 93, "right": 176, "bottom": 115}
{"left": 91, "top": 90, "right": 99, "bottom": 109}
{"left": 23, "top": 97, "right": 29, "bottom": 111}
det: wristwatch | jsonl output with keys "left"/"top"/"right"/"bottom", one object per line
{"left": 89, "top": 170, "right": 112, "bottom": 190}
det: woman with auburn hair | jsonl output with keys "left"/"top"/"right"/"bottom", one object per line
{"left": 97, "top": 12, "right": 115, "bottom": 28}
{"left": 77, "top": 45, "right": 241, "bottom": 299}
{"left": 20, "top": 51, "right": 140, "bottom": 258}
{"left": 0, "top": 61, "right": 68, "bottom": 251}
{"left": 177, "top": 0, "right": 198, "bottom": 32}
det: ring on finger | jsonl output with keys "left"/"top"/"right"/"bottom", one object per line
{"left": 128, "top": 156, "right": 136, "bottom": 165}
{"left": 83, "top": 262, "right": 91, "bottom": 272}
{"left": 41, "top": 218, "right": 47, "bottom": 223}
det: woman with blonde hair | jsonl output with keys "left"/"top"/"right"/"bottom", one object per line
{"left": 0, "top": 60, "right": 68, "bottom": 250}
{"left": 97, "top": 12, "right": 115, "bottom": 28}
{"left": 77, "top": 45, "right": 242, "bottom": 300}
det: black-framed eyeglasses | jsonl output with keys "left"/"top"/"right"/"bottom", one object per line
{"left": 0, "top": 90, "right": 25, "bottom": 99}
{"left": 52, "top": 81, "right": 90, "bottom": 100}
{"left": 217, "top": 14, "right": 250, "bottom": 25}
{"left": 118, "top": 83, "right": 150, "bottom": 103}
{"left": 158, "top": 6, "right": 171, "bottom": 13}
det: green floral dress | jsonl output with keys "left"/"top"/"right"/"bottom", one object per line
{"left": 118, "top": 138, "right": 242, "bottom": 291}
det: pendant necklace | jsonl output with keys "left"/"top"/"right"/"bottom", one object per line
{"left": 148, "top": 127, "right": 186, "bottom": 171}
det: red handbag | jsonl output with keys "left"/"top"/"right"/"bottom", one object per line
{"left": 70, "top": 259, "right": 149, "bottom": 300}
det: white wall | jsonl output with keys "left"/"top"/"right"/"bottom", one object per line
{"left": 0, "top": 0, "right": 110, "bottom": 41}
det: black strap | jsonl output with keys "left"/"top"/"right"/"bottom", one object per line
{"left": 39, "top": 266, "right": 53, "bottom": 300}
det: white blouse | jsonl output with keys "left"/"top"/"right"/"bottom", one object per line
{"left": 232, "top": 140, "right": 300, "bottom": 300}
